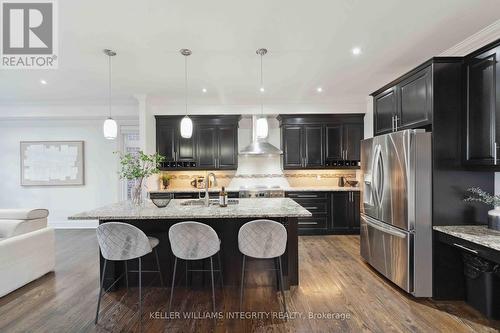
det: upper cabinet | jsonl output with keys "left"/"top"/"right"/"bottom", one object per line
{"left": 463, "top": 41, "right": 500, "bottom": 168}
{"left": 373, "top": 66, "right": 432, "bottom": 135}
{"left": 398, "top": 66, "right": 432, "bottom": 128}
{"left": 373, "top": 87, "right": 397, "bottom": 135}
{"left": 155, "top": 115, "right": 240, "bottom": 170}
{"left": 278, "top": 114, "right": 364, "bottom": 169}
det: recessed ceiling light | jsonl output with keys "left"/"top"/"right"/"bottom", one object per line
{"left": 259, "top": 87, "right": 265, "bottom": 93}
{"left": 316, "top": 87, "right": 323, "bottom": 93}
{"left": 40, "top": 79, "right": 47, "bottom": 85}
{"left": 202, "top": 88, "right": 207, "bottom": 93}
{"left": 352, "top": 47, "right": 361, "bottom": 55}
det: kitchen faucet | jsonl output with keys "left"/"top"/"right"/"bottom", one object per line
{"left": 204, "top": 172, "right": 218, "bottom": 206}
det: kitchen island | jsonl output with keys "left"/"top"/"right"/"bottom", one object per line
{"left": 69, "top": 198, "right": 311, "bottom": 290}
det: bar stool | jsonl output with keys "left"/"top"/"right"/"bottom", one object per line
{"left": 238, "top": 219, "right": 288, "bottom": 313}
{"left": 95, "top": 222, "right": 163, "bottom": 325}
{"left": 168, "top": 221, "right": 222, "bottom": 313}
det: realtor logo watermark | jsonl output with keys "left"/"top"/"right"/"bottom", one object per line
{"left": 1, "top": 0, "right": 58, "bottom": 69}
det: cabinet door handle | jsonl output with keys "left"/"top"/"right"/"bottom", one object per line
{"left": 495, "top": 142, "right": 498, "bottom": 165}
{"left": 391, "top": 116, "right": 395, "bottom": 132}
{"left": 289, "top": 194, "right": 319, "bottom": 198}
{"left": 453, "top": 243, "right": 478, "bottom": 254}
{"left": 395, "top": 115, "right": 399, "bottom": 131}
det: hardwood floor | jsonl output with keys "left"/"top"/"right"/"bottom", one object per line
{"left": 0, "top": 230, "right": 499, "bottom": 333}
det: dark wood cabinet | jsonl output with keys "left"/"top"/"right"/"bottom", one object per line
{"left": 196, "top": 126, "right": 217, "bottom": 168}
{"left": 282, "top": 125, "right": 323, "bottom": 168}
{"left": 278, "top": 114, "right": 364, "bottom": 169}
{"left": 325, "top": 125, "right": 343, "bottom": 160}
{"left": 282, "top": 126, "right": 303, "bottom": 168}
{"left": 372, "top": 64, "right": 434, "bottom": 136}
{"left": 216, "top": 125, "right": 238, "bottom": 169}
{"left": 304, "top": 126, "right": 324, "bottom": 167}
{"left": 176, "top": 131, "right": 196, "bottom": 161}
{"left": 343, "top": 123, "right": 363, "bottom": 161}
{"left": 464, "top": 42, "right": 500, "bottom": 168}
{"left": 156, "top": 123, "right": 176, "bottom": 161}
{"left": 155, "top": 115, "right": 240, "bottom": 170}
{"left": 331, "top": 191, "right": 359, "bottom": 233}
{"left": 286, "top": 190, "right": 360, "bottom": 235}
{"left": 286, "top": 192, "right": 330, "bottom": 234}
{"left": 196, "top": 124, "right": 238, "bottom": 169}
{"left": 399, "top": 66, "right": 432, "bottom": 129}
{"left": 374, "top": 87, "right": 397, "bottom": 135}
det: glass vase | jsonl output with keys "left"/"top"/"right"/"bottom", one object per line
{"left": 131, "top": 178, "right": 144, "bottom": 206}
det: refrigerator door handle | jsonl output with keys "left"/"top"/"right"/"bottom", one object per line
{"left": 362, "top": 214, "right": 407, "bottom": 238}
{"left": 372, "top": 144, "right": 384, "bottom": 207}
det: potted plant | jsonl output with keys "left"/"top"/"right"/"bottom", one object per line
{"left": 117, "top": 151, "right": 165, "bottom": 206}
{"left": 160, "top": 173, "right": 172, "bottom": 190}
{"left": 464, "top": 187, "right": 500, "bottom": 230}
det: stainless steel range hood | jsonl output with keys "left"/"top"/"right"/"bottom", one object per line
{"left": 240, "top": 115, "right": 283, "bottom": 156}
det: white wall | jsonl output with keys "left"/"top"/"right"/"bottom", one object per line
{"left": 0, "top": 118, "right": 127, "bottom": 228}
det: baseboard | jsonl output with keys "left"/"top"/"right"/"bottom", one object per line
{"left": 48, "top": 220, "right": 98, "bottom": 229}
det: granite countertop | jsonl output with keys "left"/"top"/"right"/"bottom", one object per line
{"left": 69, "top": 198, "right": 312, "bottom": 220}
{"left": 433, "top": 225, "right": 500, "bottom": 252}
{"left": 149, "top": 186, "right": 360, "bottom": 193}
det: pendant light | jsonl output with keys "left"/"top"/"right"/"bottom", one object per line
{"left": 180, "top": 49, "right": 193, "bottom": 139}
{"left": 103, "top": 49, "right": 118, "bottom": 140}
{"left": 255, "top": 48, "right": 268, "bottom": 139}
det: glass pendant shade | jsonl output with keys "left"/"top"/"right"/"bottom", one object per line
{"left": 255, "top": 117, "right": 269, "bottom": 139}
{"left": 103, "top": 117, "right": 118, "bottom": 140}
{"left": 180, "top": 115, "right": 193, "bottom": 138}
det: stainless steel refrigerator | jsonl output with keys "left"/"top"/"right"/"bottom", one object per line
{"left": 360, "top": 129, "right": 432, "bottom": 297}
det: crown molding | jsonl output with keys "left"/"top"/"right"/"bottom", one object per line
{"left": 440, "top": 19, "right": 500, "bottom": 56}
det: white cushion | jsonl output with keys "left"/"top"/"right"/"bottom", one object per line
{"left": 0, "top": 218, "right": 47, "bottom": 239}
{"left": 0, "top": 227, "right": 55, "bottom": 297}
{"left": 0, "top": 209, "right": 49, "bottom": 220}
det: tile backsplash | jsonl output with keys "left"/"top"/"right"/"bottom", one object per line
{"left": 159, "top": 169, "right": 359, "bottom": 189}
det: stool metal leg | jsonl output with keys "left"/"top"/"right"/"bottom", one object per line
{"left": 278, "top": 256, "right": 288, "bottom": 314}
{"left": 138, "top": 257, "right": 142, "bottom": 327}
{"left": 153, "top": 247, "right": 164, "bottom": 287}
{"left": 217, "top": 251, "right": 224, "bottom": 288}
{"left": 239, "top": 254, "right": 246, "bottom": 312}
{"left": 274, "top": 257, "right": 280, "bottom": 291}
{"left": 124, "top": 260, "right": 129, "bottom": 290}
{"left": 95, "top": 259, "right": 107, "bottom": 324}
{"left": 210, "top": 256, "right": 216, "bottom": 313}
{"left": 169, "top": 257, "right": 177, "bottom": 312}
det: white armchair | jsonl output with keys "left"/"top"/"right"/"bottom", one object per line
{"left": 0, "top": 209, "right": 55, "bottom": 297}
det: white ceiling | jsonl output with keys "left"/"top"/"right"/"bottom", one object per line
{"left": 1, "top": 0, "right": 499, "bottom": 112}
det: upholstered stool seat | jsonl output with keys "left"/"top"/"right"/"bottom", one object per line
{"left": 238, "top": 219, "right": 288, "bottom": 313}
{"left": 95, "top": 222, "right": 163, "bottom": 327}
{"left": 168, "top": 221, "right": 223, "bottom": 313}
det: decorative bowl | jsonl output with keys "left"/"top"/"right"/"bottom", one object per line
{"left": 346, "top": 180, "right": 359, "bottom": 187}
{"left": 151, "top": 198, "right": 171, "bottom": 208}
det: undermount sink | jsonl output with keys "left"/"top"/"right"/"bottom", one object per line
{"left": 180, "top": 199, "right": 239, "bottom": 206}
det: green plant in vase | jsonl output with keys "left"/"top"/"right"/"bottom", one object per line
{"left": 116, "top": 151, "right": 165, "bottom": 205}
{"left": 160, "top": 173, "right": 172, "bottom": 190}
{"left": 464, "top": 187, "right": 500, "bottom": 230}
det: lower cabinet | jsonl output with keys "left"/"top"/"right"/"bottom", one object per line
{"left": 286, "top": 191, "right": 360, "bottom": 235}
{"left": 331, "top": 191, "right": 360, "bottom": 234}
